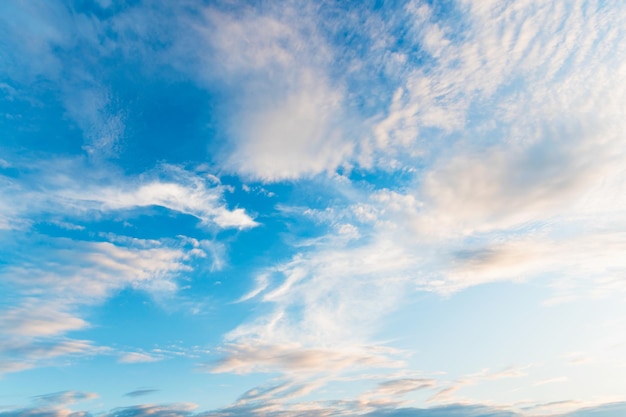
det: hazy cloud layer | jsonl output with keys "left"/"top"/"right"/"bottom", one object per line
{"left": 4, "top": 401, "right": 626, "bottom": 417}
{"left": 124, "top": 389, "right": 160, "bottom": 398}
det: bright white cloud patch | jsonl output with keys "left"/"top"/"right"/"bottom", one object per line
{"left": 190, "top": 4, "right": 356, "bottom": 181}
{"left": 0, "top": 160, "right": 256, "bottom": 230}
{"left": 0, "top": 236, "right": 200, "bottom": 375}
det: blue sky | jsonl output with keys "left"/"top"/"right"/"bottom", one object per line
{"left": 1, "top": 1, "right": 626, "bottom": 416}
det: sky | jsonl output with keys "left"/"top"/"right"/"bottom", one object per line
{"left": 1, "top": 0, "right": 626, "bottom": 416}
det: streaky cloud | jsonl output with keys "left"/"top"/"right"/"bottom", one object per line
{"left": 124, "top": 389, "right": 160, "bottom": 398}
{"left": 33, "top": 391, "right": 98, "bottom": 406}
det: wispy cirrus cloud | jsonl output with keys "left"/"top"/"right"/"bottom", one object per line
{"left": 0, "top": 131, "right": 252, "bottom": 377}
{"left": 3, "top": 396, "right": 98, "bottom": 417}
{"left": 207, "top": 0, "right": 626, "bottom": 411}
{"left": 0, "top": 159, "right": 256, "bottom": 231}
{"left": 118, "top": 352, "right": 164, "bottom": 365}
{"left": 0, "top": 306, "right": 88, "bottom": 338}
{"left": 0, "top": 234, "right": 204, "bottom": 375}
{"left": 0, "top": 409, "right": 91, "bottom": 417}
{"left": 366, "top": 378, "right": 438, "bottom": 398}
{"left": 33, "top": 391, "right": 98, "bottom": 406}
{"left": 210, "top": 342, "right": 403, "bottom": 375}
{"left": 124, "top": 389, "right": 159, "bottom": 398}
{"left": 363, "top": 404, "right": 522, "bottom": 417}
{"left": 102, "top": 404, "right": 197, "bottom": 417}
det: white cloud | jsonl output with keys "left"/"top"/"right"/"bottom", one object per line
{"left": 34, "top": 391, "right": 98, "bottom": 406}
{"left": 236, "top": 274, "right": 270, "bottom": 303}
{"left": 211, "top": 341, "right": 403, "bottom": 375}
{"left": 0, "top": 338, "right": 106, "bottom": 377}
{"left": 100, "top": 404, "right": 198, "bottom": 417}
{"left": 63, "top": 86, "right": 126, "bottom": 157}
{"left": 205, "top": 219, "right": 417, "bottom": 406}
{"left": 425, "top": 365, "right": 530, "bottom": 405}
{"left": 177, "top": 0, "right": 625, "bottom": 183}
{"left": 0, "top": 160, "right": 257, "bottom": 230}
{"left": 185, "top": 4, "right": 356, "bottom": 181}
{"left": 75, "top": 179, "right": 255, "bottom": 229}
{"left": 416, "top": 138, "right": 619, "bottom": 237}
{"left": 0, "top": 160, "right": 250, "bottom": 377}
{"left": 521, "top": 400, "right": 583, "bottom": 416}
{"left": 366, "top": 378, "right": 437, "bottom": 398}
{"left": 118, "top": 352, "right": 163, "bottom": 364}
{"left": 0, "top": 235, "right": 204, "bottom": 375}
{"left": 0, "top": 305, "right": 89, "bottom": 337}
{"left": 209, "top": 1, "right": 626, "bottom": 397}
{"left": 224, "top": 74, "right": 352, "bottom": 181}
{"left": 77, "top": 164, "right": 255, "bottom": 229}
{"left": 4, "top": 239, "right": 194, "bottom": 302}
{"left": 365, "top": 0, "right": 626, "bottom": 169}
{"left": 227, "top": 234, "right": 415, "bottom": 347}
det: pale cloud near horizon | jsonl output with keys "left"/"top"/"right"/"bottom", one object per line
{"left": 365, "top": 378, "right": 437, "bottom": 398}
{"left": 210, "top": 341, "right": 404, "bottom": 375}
{"left": 33, "top": 391, "right": 98, "bottom": 406}
{"left": 4, "top": 399, "right": 625, "bottom": 417}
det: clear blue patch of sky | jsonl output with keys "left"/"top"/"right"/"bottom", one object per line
{"left": 109, "top": 79, "right": 222, "bottom": 175}
{"left": 0, "top": 90, "right": 85, "bottom": 156}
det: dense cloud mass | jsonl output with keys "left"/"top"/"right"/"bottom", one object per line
{"left": 0, "top": 0, "right": 625, "bottom": 416}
